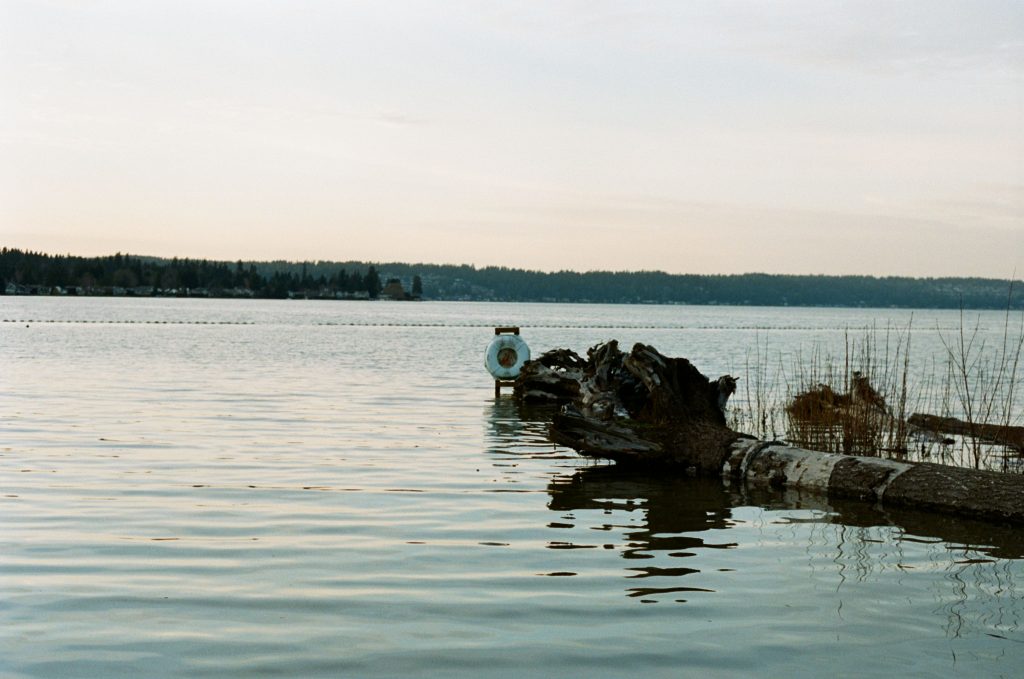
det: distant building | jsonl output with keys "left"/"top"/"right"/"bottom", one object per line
{"left": 382, "top": 278, "right": 409, "bottom": 301}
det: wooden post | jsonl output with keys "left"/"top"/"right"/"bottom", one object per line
{"left": 494, "top": 380, "right": 516, "bottom": 397}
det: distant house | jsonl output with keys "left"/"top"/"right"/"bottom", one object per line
{"left": 342, "top": 290, "right": 370, "bottom": 300}
{"left": 382, "top": 278, "right": 409, "bottom": 301}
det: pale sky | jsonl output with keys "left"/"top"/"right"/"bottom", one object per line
{"left": 1, "top": 1, "right": 1021, "bottom": 276}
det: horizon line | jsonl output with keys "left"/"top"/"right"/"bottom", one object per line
{"left": 3, "top": 246, "right": 1022, "bottom": 284}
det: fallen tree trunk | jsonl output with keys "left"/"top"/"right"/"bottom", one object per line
{"left": 908, "top": 413, "right": 1024, "bottom": 453}
{"left": 724, "top": 440, "right": 1024, "bottom": 524}
{"left": 519, "top": 341, "right": 1024, "bottom": 525}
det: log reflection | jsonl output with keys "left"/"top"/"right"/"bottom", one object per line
{"left": 547, "top": 467, "right": 739, "bottom": 600}
{"left": 548, "top": 466, "right": 738, "bottom": 558}
{"left": 824, "top": 496, "right": 1024, "bottom": 561}
{"left": 484, "top": 397, "right": 1023, "bottom": 626}
{"left": 545, "top": 465, "right": 1024, "bottom": 608}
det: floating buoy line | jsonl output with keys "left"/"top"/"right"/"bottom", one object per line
{"left": 1, "top": 318, "right": 894, "bottom": 331}
{"left": 2, "top": 319, "right": 257, "bottom": 325}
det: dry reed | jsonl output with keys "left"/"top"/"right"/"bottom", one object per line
{"left": 728, "top": 300, "right": 1024, "bottom": 473}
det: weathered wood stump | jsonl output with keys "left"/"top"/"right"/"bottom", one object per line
{"left": 513, "top": 348, "right": 586, "bottom": 403}
{"left": 515, "top": 341, "right": 1024, "bottom": 525}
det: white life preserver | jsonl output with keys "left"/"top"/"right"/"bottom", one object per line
{"left": 484, "top": 334, "right": 530, "bottom": 379}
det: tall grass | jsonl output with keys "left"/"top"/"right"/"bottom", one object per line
{"left": 782, "top": 319, "right": 916, "bottom": 458}
{"left": 728, "top": 332, "right": 784, "bottom": 441}
{"left": 937, "top": 293, "right": 1024, "bottom": 470}
{"left": 728, "top": 302, "right": 1024, "bottom": 473}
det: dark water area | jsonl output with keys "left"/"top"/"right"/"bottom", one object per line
{"left": 2, "top": 298, "right": 1022, "bottom": 677}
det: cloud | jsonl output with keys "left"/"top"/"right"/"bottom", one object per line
{"left": 738, "top": 1, "right": 1024, "bottom": 77}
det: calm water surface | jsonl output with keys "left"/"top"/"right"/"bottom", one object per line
{"left": 2, "top": 298, "right": 1022, "bottom": 677}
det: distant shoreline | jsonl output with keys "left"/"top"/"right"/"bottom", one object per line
{"left": 4, "top": 289, "right": 1022, "bottom": 313}
{"left": 2, "top": 248, "right": 1021, "bottom": 310}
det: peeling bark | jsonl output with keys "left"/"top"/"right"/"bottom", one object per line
{"left": 726, "top": 440, "right": 1024, "bottom": 524}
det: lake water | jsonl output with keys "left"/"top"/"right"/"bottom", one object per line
{"left": 2, "top": 297, "right": 1022, "bottom": 677}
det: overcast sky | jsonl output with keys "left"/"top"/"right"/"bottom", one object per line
{"left": 1, "top": 1, "right": 1021, "bottom": 276}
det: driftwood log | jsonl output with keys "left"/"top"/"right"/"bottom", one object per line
{"left": 515, "top": 341, "right": 1024, "bottom": 525}
{"left": 908, "top": 413, "right": 1024, "bottom": 453}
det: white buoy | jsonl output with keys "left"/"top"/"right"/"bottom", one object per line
{"left": 485, "top": 333, "right": 530, "bottom": 380}
{"left": 486, "top": 327, "right": 530, "bottom": 396}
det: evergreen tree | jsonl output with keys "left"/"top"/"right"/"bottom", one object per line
{"left": 365, "top": 266, "right": 381, "bottom": 299}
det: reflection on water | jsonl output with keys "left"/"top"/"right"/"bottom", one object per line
{"left": 4, "top": 298, "right": 1023, "bottom": 678}
{"left": 483, "top": 397, "right": 560, "bottom": 458}
{"left": 823, "top": 496, "right": 1024, "bottom": 561}
{"left": 485, "top": 396, "right": 1024, "bottom": 647}
{"left": 554, "top": 466, "right": 1021, "bottom": 614}
{"left": 548, "top": 467, "right": 738, "bottom": 601}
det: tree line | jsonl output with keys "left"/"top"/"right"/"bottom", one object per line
{"left": 1, "top": 248, "right": 1019, "bottom": 309}
{"left": 0, "top": 249, "right": 395, "bottom": 299}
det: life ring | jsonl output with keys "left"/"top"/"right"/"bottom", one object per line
{"left": 484, "top": 334, "right": 531, "bottom": 379}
